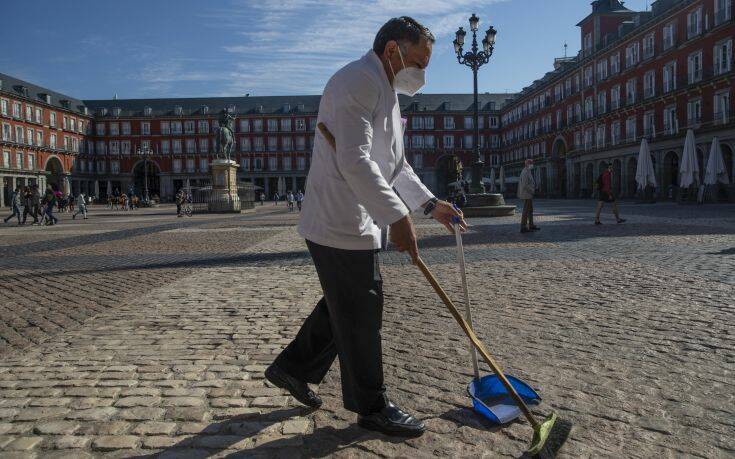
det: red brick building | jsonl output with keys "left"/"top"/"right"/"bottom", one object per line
{"left": 0, "top": 73, "right": 91, "bottom": 207}
{"left": 500, "top": 0, "right": 733, "bottom": 198}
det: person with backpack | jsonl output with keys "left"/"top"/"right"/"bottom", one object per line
{"left": 595, "top": 162, "right": 625, "bottom": 225}
{"left": 3, "top": 187, "right": 23, "bottom": 225}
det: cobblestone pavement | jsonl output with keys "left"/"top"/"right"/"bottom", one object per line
{"left": 0, "top": 200, "right": 733, "bottom": 458}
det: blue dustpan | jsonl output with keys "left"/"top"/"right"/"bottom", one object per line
{"left": 467, "top": 374, "right": 541, "bottom": 424}
{"left": 453, "top": 217, "right": 541, "bottom": 425}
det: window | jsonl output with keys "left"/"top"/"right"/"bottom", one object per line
{"left": 121, "top": 141, "right": 131, "bottom": 155}
{"left": 253, "top": 119, "right": 263, "bottom": 132}
{"left": 110, "top": 122, "right": 119, "bottom": 136}
{"left": 297, "top": 157, "right": 306, "bottom": 170}
{"left": 96, "top": 140, "right": 106, "bottom": 155}
{"left": 111, "top": 160, "right": 120, "bottom": 175}
{"left": 173, "top": 139, "right": 182, "bottom": 154}
{"left": 0, "top": 99, "right": 7, "bottom": 116}
{"left": 241, "top": 157, "right": 250, "bottom": 170}
{"left": 625, "top": 42, "right": 640, "bottom": 68}
{"left": 186, "top": 139, "right": 196, "bottom": 154}
{"left": 413, "top": 153, "right": 423, "bottom": 169}
{"left": 643, "top": 33, "right": 655, "bottom": 59}
{"left": 464, "top": 117, "right": 473, "bottom": 129}
{"left": 714, "top": 39, "right": 733, "bottom": 75}
{"left": 585, "top": 97, "right": 594, "bottom": 119}
{"left": 597, "top": 91, "right": 607, "bottom": 115}
{"left": 567, "top": 105, "right": 573, "bottom": 125}
{"left": 463, "top": 135, "right": 473, "bottom": 149}
{"left": 254, "top": 137, "right": 265, "bottom": 151}
{"left": 714, "top": 91, "right": 731, "bottom": 124}
{"left": 171, "top": 121, "right": 182, "bottom": 134}
{"left": 626, "top": 79, "right": 637, "bottom": 105}
{"left": 184, "top": 120, "right": 195, "bottom": 134}
{"left": 663, "top": 22, "right": 676, "bottom": 50}
{"left": 644, "top": 70, "right": 656, "bottom": 98}
{"left": 36, "top": 131, "right": 43, "bottom": 147}
{"left": 281, "top": 119, "right": 291, "bottom": 132}
{"left": 295, "top": 118, "right": 306, "bottom": 131}
{"left": 715, "top": 0, "right": 732, "bottom": 26}
{"left": 186, "top": 158, "right": 195, "bottom": 172}
{"left": 626, "top": 116, "right": 637, "bottom": 141}
{"left": 268, "top": 137, "right": 278, "bottom": 151}
{"left": 254, "top": 158, "right": 263, "bottom": 171}
{"left": 2, "top": 151, "right": 9, "bottom": 168}
{"left": 96, "top": 122, "right": 105, "bottom": 135}
{"left": 160, "top": 121, "right": 170, "bottom": 134}
{"left": 443, "top": 135, "right": 454, "bottom": 148}
{"left": 575, "top": 103, "right": 582, "bottom": 122}
{"left": 268, "top": 157, "right": 277, "bottom": 171}
{"left": 12, "top": 102, "right": 21, "bottom": 118}
{"left": 584, "top": 66, "right": 594, "bottom": 87}
{"left": 282, "top": 136, "right": 292, "bottom": 150}
{"left": 200, "top": 138, "right": 209, "bottom": 153}
{"left": 584, "top": 129, "right": 593, "bottom": 150}
{"left": 555, "top": 84, "right": 563, "bottom": 102}
{"left": 424, "top": 135, "right": 435, "bottom": 148}
{"left": 62, "top": 116, "right": 68, "bottom": 129}
{"left": 596, "top": 60, "right": 608, "bottom": 81}
{"left": 663, "top": 105, "right": 678, "bottom": 134}
{"left": 688, "top": 50, "right": 703, "bottom": 83}
{"left": 584, "top": 33, "right": 593, "bottom": 55}
{"left": 556, "top": 110, "right": 562, "bottom": 129}
{"left": 687, "top": 7, "right": 702, "bottom": 39}
{"left": 121, "top": 122, "right": 130, "bottom": 135}
{"left": 16, "top": 152, "right": 23, "bottom": 169}
{"left": 687, "top": 99, "right": 702, "bottom": 126}
{"left": 109, "top": 140, "right": 119, "bottom": 155}
{"left": 444, "top": 117, "right": 455, "bottom": 129}
{"left": 28, "top": 153, "right": 34, "bottom": 170}
{"left": 50, "top": 112, "right": 56, "bottom": 127}
{"left": 565, "top": 78, "right": 572, "bottom": 95}
{"left": 15, "top": 126, "right": 23, "bottom": 144}
{"left": 283, "top": 156, "right": 292, "bottom": 171}
{"left": 240, "top": 137, "right": 251, "bottom": 151}
{"left": 70, "top": 118, "right": 76, "bottom": 132}
{"left": 50, "top": 134, "right": 56, "bottom": 149}
{"left": 1, "top": 123, "right": 9, "bottom": 141}
{"left": 239, "top": 119, "right": 250, "bottom": 132}
{"left": 25, "top": 105, "right": 32, "bottom": 121}
{"left": 267, "top": 119, "right": 278, "bottom": 132}
{"left": 173, "top": 159, "right": 182, "bottom": 173}
{"left": 141, "top": 122, "right": 151, "bottom": 135}
{"left": 611, "top": 121, "right": 621, "bottom": 145}
{"left": 663, "top": 61, "right": 677, "bottom": 93}
{"left": 34, "top": 107, "right": 41, "bottom": 123}
{"left": 643, "top": 111, "right": 656, "bottom": 137}
{"left": 161, "top": 140, "right": 170, "bottom": 154}
{"left": 596, "top": 125, "right": 606, "bottom": 148}
{"left": 611, "top": 85, "right": 621, "bottom": 110}
{"left": 308, "top": 118, "right": 317, "bottom": 131}
{"left": 27, "top": 128, "right": 33, "bottom": 145}
{"left": 574, "top": 131, "right": 582, "bottom": 149}
{"left": 295, "top": 136, "right": 305, "bottom": 151}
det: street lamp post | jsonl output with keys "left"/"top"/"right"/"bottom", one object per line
{"left": 454, "top": 14, "right": 497, "bottom": 194}
{"left": 136, "top": 145, "right": 152, "bottom": 205}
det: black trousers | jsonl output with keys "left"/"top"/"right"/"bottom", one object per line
{"left": 521, "top": 199, "right": 534, "bottom": 228}
{"left": 274, "top": 240, "right": 386, "bottom": 415}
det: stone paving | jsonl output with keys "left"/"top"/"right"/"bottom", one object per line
{"left": 0, "top": 200, "right": 734, "bottom": 458}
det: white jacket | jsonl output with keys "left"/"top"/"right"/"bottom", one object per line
{"left": 298, "top": 50, "right": 434, "bottom": 250}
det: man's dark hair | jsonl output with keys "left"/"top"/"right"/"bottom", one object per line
{"left": 373, "top": 16, "right": 435, "bottom": 55}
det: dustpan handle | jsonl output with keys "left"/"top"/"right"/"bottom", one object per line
{"left": 453, "top": 219, "right": 480, "bottom": 382}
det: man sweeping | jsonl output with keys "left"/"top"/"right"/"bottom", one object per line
{"left": 266, "top": 17, "right": 466, "bottom": 437}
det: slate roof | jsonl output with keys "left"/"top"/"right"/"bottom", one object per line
{"left": 399, "top": 93, "right": 514, "bottom": 112}
{"left": 0, "top": 72, "right": 89, "bottom": 116}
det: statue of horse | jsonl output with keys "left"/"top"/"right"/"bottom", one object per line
{"left": 215, "top": 110, "right": 235, "bottom": 161}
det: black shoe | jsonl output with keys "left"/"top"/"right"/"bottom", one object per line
{"left": 264, "top": 364, "right": 322, "bottom": 409}
{"left": 617, "top": 218, "right": 626, "bottom": 224}
{"left": 358, "top": 401, "right": 425, "bottom": 437}
{"left": 529, "top": 225, "right": 540, "bottom": 231}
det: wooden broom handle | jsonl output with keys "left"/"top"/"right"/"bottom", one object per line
{"left": 415, "top": 257, "right": 540, "bottom": 429}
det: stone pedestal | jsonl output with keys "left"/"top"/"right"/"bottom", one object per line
{"left": 462, "top": 193, "right": 516, "bottom": 218}
{"left": 208, "top": 160, "right": 241, "bottom": 213}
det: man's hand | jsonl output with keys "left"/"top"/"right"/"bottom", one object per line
{"left": 431, "top": 200, "right": 468, "bottom": 234}
{"left": 390, "top": 215, "right": 418, "bottom": 264}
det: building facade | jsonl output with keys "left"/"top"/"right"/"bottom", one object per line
{"left": 500, "top": 0, "right": 734, "bottom": 198}
{"left": 0, "top": 73, "right": 90, "bottom": 207}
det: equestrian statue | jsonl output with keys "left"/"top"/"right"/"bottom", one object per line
{"left": 214, "top": 110, "right": 235, "bottom": 161}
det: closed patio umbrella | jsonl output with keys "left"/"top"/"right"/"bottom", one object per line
{"left": 635, "top": 138, "right": 657, "bottom": 190}
{"left": 679, "top": 129, "right": 700, "bottom": 189}
{"left": 499, "top": 166, "right": 506, "bottom": 192}
{"left": 487, "top": 168, "right": 496, "bottom": 192}
{"left": 704, "top": 137, "right": 729, "bottom": 185}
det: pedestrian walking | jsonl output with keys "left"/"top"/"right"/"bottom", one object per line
{"left": 296, "top": 190, "right": 304, "bottom": 211}
{"left": 72, "top": 192, "right": 88, "bottom": 219}
{"left": 259, "top": 192, "right": 266, "bottom": 206}
{"left": 21, "top": 186, "right": 39, "bottom": 225}
{"left": 67, "top": 193, "right": 75, "bottom": 213}
{"left": 273, "top": 192, "right": 280, "bottom": 205}
{"left": 175, "top": 189, "right": 185, "bottom": 217}
{"left": 44, "top": 185, "right": 59, "bottom": 225}
{"left": 3, "top": 187, "right": 23, "bottom": 225}
{"left": 594, "top": 163, "right": 626, "bottom": 225}
{"left": 266, "top": 17, "right": 465, "bottom": 438}
{"left": 287, "top": 191, "right": 295, "bottom": 212}
{"left": 519, "top": 159, "right": 539, "bottom": 233}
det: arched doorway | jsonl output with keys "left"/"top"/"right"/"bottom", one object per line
{"left": 133, "top": 160, "right": 160, "bottom": 198}
{"left": 626, "top": 157, "right": 638, "bottom": 197}
{"left": 584, "top": 163, "right": 594, "bottom": 198}
{"left": 551, "top": 138, "right": 567, "bottom": 197}
{"left": 722, "top": 144, "right": 733, "bottom": 183}
{"left": 45, "top": 156, "right": 64, "bottom": 192}
{"left": 435, "top": 155, "right": 460, "bottom": 198}
{"left": 663, "top": 151, "right": 679, "bottom": 199}
{"left": 612, "top": 159, "right": 622, "bottom": 196}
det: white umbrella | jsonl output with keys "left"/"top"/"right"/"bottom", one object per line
{"left": 635, "top": 138, "right": 657, "bottom": 190}
{"left": 679, "top": 129, "right": 700, "bottom": 188}
{"left": 499, "top": 165, "right": 506, "bottom": 192}
{"left": 185, "top": 177, "right": 191, "bottom": 192}
{"left": 704, "top": 137, "right": 730, "bottom": 185}
{"left": 106, "top": 180, "right": 112, "bottom": 196}
{"left": 277, "top": 176, "right": 286, "bottom": 195}
{"left": 487, "top": 168, "right": 496, "bottom": 192}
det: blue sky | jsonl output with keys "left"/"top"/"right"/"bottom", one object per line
{"left": 1, "top": 0, "right": 650, "bottom": 99}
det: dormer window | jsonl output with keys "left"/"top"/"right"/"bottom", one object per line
{"left": 144, "top": 106, "right": 152, "bottom": 116}
{"left": 99, "top": 107, "right": 108, "bottom": 116}
{"left": 113, "top": 107, "right": 122, "bottom": 117}
{"left": 60, "top": 99, "right": 70, "bottom": 108}
{"left": 39, "top": 93, "right": 52, "bottom": 104}
{"left": 202, "top": 105, "right": 209, "bottom": 114}
{"left": 256, "top": 104, "right": 264, "bottom": 113}
{"left": 283, "top": 103, "right": 291, "bottom": 112}
{"left": 228, "top": 104, "right": 236, "bottom": 114}
{"left": 296, "top": 103, "right": 305, "bottom": 112}
{"left": 174, "top": 106, "right": 183, "bottom": 116}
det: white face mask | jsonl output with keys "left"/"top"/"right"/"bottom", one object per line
{"left": 388, "top": 46, "right": 426, "bottom": 96}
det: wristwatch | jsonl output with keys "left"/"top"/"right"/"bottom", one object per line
{"left": 423, "top": 198, "right": 439, "bottom": 216}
